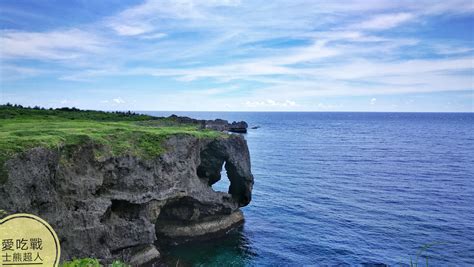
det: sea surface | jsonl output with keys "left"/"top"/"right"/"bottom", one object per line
{"left": 144, "top": 112, "right": 474, "bottom": 266}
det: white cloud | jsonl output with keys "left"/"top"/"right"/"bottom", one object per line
{"left": 244, "top": 99, "right": 297, "bottom": 108}
{"left": 109, "top": 23, "right": 153, "bottom": 36}
{"left": 104, "top": 0, "right": 241, "bottom": 36}
{"left": 273, "top": 40, "right": 339, "bottom": 65}
{"left": 58, "top": 54, "right": 473, "bottom": 98}
{"left": 112, "top": 97, "right": 126, "bottom": 104}
{"left": 433, "top": 44, "right": 474, "bottom": 55}
{"left": 370, "top": 98, "right": 377, "bottom": 105}
{"left": 140, "top": 32, "right": 167, "bottom": 40}
{"left": 0, "top": 29, "right": 104, "bottom": 60}
{"left": 355, "top": 13, "right": 415, "bottom": 30}
{"left": 2, "top": 0, "right": 474, "bottom": 112}
{"left": 0, "top": 64, "right": 46, "bottom": 80}
{"left": 310, "top": 57, "right": 474, "bottom": 80}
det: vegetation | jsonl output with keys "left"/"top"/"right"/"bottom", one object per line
{"left": 0, "top": 103, "right": 155, "bottom": 121}
{"left": 0, "top": 209, "right": 7, "bottom": 218}
{"left": 60, "top": 258, "right": 130, "bottom": 267}
{"left": 0, "top": 104, "right": 224, "bottom": 183}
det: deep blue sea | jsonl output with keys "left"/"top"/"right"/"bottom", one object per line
{"left": 145, "top": 112, "right": 474, "bottom": 266}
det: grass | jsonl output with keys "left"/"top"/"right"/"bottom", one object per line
{"left": 0, "top": 105, "right": 225, "bottom": 184}
{"left": 60, "top": 258, "right": 130, "bottom": 267}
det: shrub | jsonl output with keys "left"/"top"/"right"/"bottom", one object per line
{"left": 60, "top": 258, "right": 130, "bottom": 267}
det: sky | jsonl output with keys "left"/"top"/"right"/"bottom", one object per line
{"left": 0, "top": 0, "right": 473, "bottom": 112}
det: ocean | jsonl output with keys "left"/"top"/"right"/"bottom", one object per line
{"left": 144, "top": 112, "right": 474, "bottom": 266}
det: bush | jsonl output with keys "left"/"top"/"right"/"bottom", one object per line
{"left": 60, "top": 258, "right": 101, "bottom": 267}
{"left": 60, "top": 258, "right": 130, "bottom": 267}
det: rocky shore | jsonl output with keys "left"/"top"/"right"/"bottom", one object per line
{"left": 0, "top": 116, "right": 253, "bottom": 266}
{"left": 168, "top": 114, "right": 249, "bottom": 133}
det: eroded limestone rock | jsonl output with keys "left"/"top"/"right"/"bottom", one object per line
{"left": 0, "top": 134, "right": 254, "bottom": 264}
{"left": 168, "top": 114, "right": 248, "bottom": 133}
{"left": 156, "top": 210, "right": 244, "bottom": 245}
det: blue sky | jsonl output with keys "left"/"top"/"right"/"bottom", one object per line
{"left": 0, "top": 0, "right": 473, "bottom": 111}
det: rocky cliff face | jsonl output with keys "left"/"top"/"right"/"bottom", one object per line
{"left": 0, "top": 134, "right": 253, "bottom": 265}
{"left": 168, "top": 114, "right": 249, "bottom": 133}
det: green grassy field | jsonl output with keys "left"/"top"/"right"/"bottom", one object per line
{"left": 0, "top": 104, "right": 224, "bottom": 183}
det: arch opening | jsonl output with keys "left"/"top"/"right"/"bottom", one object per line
{"left": 196, "top": 141, "right": 252, "bottom": 207}
{"left": 212, "top": 164, "right": 231, "bottom": 193}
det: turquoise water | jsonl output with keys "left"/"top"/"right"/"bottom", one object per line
{"left": 146, "top": 112, "right": 474, "bottom": 266}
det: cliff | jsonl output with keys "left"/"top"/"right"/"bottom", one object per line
{"left": 168, "top": 114, "right": 249, "bottom": 133}
{"left": 0, "top": 106, "right": 254, "bottom": 265}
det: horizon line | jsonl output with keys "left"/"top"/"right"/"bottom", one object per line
{"left": 1, "top": 103, "right": 472, "bottom": 113}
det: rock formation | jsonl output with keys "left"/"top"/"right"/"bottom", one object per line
{"left": 168, "top": 114, "right": 249, "bottom": 133}
{"left": 0, "top": 134, "right": 254, "bottom": 265}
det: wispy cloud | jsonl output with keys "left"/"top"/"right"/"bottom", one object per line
{"left": 244, "top": 99, "right": 297, "bottom": 108}
{"left": 0, "top": 64, "right": 46, "bottom": 80}
{"left": 112, "top": 97, "right": 126, "bottom": 104}
{"left": 109, "top": 23, "right": 153, "bottom": 36}
{"left": 1, "top": 29, "right": 105, "bottom": 60}
{"left": 140, "top": 32, "right": 167, "bottom": 40}
{"left": 354, "top": 12, "right": 415, "bottom": 30}
{"left": 1, "top": 0, "right": 473, "bottom": 111}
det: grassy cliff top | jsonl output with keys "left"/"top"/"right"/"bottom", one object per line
{"left": 0, "top": 104, "right": 224, "bottom": 183}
